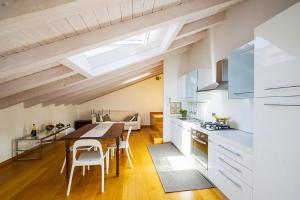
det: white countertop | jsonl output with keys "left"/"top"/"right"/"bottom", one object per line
{"left": 171, "top": 117, "right": 253, "bottom": 153}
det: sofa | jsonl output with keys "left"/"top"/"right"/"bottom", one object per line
{"left": 95, "top": 111, "right": 141, "bottom": 130}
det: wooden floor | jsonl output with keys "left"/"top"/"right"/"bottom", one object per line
{"left": 0, "top": 128, "right": 226, "bottom": 200}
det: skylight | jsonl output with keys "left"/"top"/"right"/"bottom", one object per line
{"left": 67, "top": 26, "right": 169, "bottom": 76}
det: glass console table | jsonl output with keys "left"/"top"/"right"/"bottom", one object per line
{"left": 15, "top": 125, "right": 69, "bottom": 160}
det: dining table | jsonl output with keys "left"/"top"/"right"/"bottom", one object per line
{"left": 61, "top": 122, "right": 124, "bottom": 180}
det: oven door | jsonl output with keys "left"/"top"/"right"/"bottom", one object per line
{"left": 191, "top": 130, "right": 208, "bottom": 169}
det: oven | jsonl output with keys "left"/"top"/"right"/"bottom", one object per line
{"left": 191, "top": 129, "right": 208, "bottom": 169}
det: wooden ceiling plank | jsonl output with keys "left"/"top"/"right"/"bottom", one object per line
{"left": 132, "top": 0, "right": 144, "bottom": 18}
{"left": 0, "top": 0, "right": 242, "bottom": 76}
{"left": 93, "top": 6, "right": 111, "bottom": 28}
{"left": 79, "top": 11, "right": 100, "bottom": 32}
{"left": 176, "top": 11, "right": 225, "bottom": 40}
{"left": 0, "top": 74, "right": 86, "bottom": 109}
{"left": 107, "top": 1, "right": 122, "bottom": 24}
{"left": 163, "top": 0, "right": 181, "bottom": 9}
{"left": 153, "top": 0, "right": 165, "bottom": 12}
{"left": 0, "top": 65, "right": 74, "bottom": 99}
{"left": 120, "top": 0, "right": 133, "bottom": 21}
{"left": 66, "top": 14, "right": 90, "bottom": 34}
{"left": 50, "top": 18, "right": 78, "bottom": 38}
{"left": 143, "top": 0, "right": 155, "bottom": 15}
{"left": 27, "top": 24, "right": 65, "bottom": 45}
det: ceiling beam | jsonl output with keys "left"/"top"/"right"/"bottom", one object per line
{"left": 168, "top": 31, "right": 206, "bottom": 50}
{"left": 63, "top": 68, "right": 163, "bottom": 105}
{"left": 50, "top": 66, "right": 163, "bottom": 106}
{"left": 23, "top": 45, "right": 190, "bottom": 107}
{"left": 0, "top": 74, "right": 85, "bottom": 109}
{"left": 0, "top": 0, "right": 243, "bottom": 77}
{"left": 75, "top": 71, "right": 163, "bottom": 105}
{"left": 0, "top": 65, "right": 74, "bottom": 99}
{"left": 176, "top": 11, "right": 225, "bottom": 40}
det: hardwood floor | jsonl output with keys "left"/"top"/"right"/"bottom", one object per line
{"left": 0, "top": 128, "right": 226, "bottom": 200}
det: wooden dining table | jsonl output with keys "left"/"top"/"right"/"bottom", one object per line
{"left": 61, "top": 122, "right": 124, "bottom": 180}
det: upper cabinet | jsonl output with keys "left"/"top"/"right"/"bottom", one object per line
{"left": 228, "top": 41, "right": 254, "bottom": 99}
{"left": 177, "top": 74, "right": 186, "bottom": 101}
{"left": 185, "top": 69, "right": 198, "bottom": 101}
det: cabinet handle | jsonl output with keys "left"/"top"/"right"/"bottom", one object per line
{"left": 264, "top": 103, "right": 300, "bottom": 107}
{"left": 218, "top": 169, "right": 242, "bottom": 188}
{"left": 233, "top": 91, "right": 254, "bottom": 95}
{"left": 218, "top": 157, "right": 242, "bottom": 173}
{"left": 264, "top": 84, "right": 300, "bottom": 90}
{"left": 218, "top": 144, "right": 242, "bottom": 157}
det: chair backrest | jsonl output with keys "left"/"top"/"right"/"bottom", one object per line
{"left": 125, "top": 126, "right": 132, "bottom": 143}
{"left": 65, "top": 127, "right": 75, "bottom": 135}
{"left": 72, "top": 139, "right": 104, "bottom": 162}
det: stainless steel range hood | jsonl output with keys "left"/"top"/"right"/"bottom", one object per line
{"left": 197, "top": 59, "right": 228, "bottom": 92}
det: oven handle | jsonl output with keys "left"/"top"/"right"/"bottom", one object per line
{"left": 192, "top": 135, "right": 207, "bottom": 145}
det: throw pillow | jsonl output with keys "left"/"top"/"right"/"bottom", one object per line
{"left": 123, "top": 115, "right": 133, "bottom": 122}
{"left": 129, "top": 113, "right": 138, "bottom": 121}
{"left": 102, "top": 114, "right": 111, "bottom": 122}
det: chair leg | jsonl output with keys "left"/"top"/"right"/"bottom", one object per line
{"left": 67, "top": 165, "right": 75, "bottom": 196}
{"left": 106, "top": 156, "right": 109, "bottom": 174}
{"left": 101, "top": 162, "right": 105, "bottom": 193}
{"left": 60, "top": 157, "right": 66, "bottom": 174}
{"left": 125, "top": 149, "right": 133, "bottom": 169}
{"left": 83, "top": 166, "right": 85, "bottom": 176}
{"left": 128, "top": 146, "right": 133, "bottom": 158}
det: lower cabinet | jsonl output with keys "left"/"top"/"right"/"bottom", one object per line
{"left": 210, "top": 138, "right": 253, "bottom": 200}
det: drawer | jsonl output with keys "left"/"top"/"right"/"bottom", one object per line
{"left": 214, "top": 166, "right": 253, "bottom": 200}
{"left": 216, "top": 151, "right": 253, "bottom": 187}
{"left": 215, "top": 141, "right": 253, "bottom": 170}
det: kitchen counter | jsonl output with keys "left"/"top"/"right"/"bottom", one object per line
{"left": 171, "top": 117, "right": 253, "bottom": 153}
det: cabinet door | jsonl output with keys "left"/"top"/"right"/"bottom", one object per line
{"left": 228, "top": 41, "right": 254, "bottom": 99}
{"left": 254, "top": 4, "right": 300, "bottom": 98}
{"left": 253, "top": 97, "right": 300, "bottom": 200}
{"left": 207, "top": 136, "right": 216, "bottom": 182}
{"left": 177, "top": 75, "right": 186, "bottom": 101}
{"left": 185, "top": 70, "right": 197, "bottom": 100}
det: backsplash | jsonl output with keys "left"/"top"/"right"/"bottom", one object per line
{"left": 186, "top": 90, "right": 253, "bottom": 133}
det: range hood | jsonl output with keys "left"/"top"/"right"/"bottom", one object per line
{"left": 197, "top": 59, "right": 228, "bottom": 92}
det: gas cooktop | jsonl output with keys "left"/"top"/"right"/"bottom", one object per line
{"left": 200, "top": 121, "right": 231, "bottom": 131}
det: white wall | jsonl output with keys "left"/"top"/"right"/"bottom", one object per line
{"left": 78, "top": 76, "right": 163, "bottom": 125}
{"left": 163, "top": 53, "right": 187, "bottom": 141}
{"left": 0, "top": 104, "right": 78, "bottom": 163}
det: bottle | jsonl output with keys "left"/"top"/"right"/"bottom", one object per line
{"left": 31, "top": 124, "right": 37, "bottom": 137}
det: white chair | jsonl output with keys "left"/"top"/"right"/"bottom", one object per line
{"left": 60, "top": 127, "right": 93, "bottom": 174}
{"left": 107, "top": 127, "right": 133, "bottom": 168}
{"left": 67, "top": 139, "right": 109, "bottom": 196}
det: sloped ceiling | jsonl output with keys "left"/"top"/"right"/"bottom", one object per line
{"left": 0, "top": 0, "right": 244, "bottom": 109}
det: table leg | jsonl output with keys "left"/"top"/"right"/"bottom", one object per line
{"left": 65, "top": 140, "right": 70, "bottom": 180}
{"left": 116, "top": 136, "right": 120, "bottom": 176}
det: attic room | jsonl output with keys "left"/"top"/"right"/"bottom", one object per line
{"left": 0, "top": 0, "right": 299, "bottom": 200}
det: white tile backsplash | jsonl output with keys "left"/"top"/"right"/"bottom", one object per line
{"left": 187, "top": 90, "right": 253, "bottom": 133}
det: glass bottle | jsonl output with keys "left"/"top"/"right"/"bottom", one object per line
{"left": 31, "top": 124, "right": 37, "bottom": 137}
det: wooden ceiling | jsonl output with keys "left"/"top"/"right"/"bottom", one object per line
{"left": 0, "top": 0, "right": 244, "bottom": 109}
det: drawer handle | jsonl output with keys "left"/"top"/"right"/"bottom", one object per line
{"left": 218, "top": 157, "right": 242, "bottom": 173}
{"left": 218, "top": 145, "right": 242, "bottom": 157}
{"left": 264, "top": 103, "right": 300, "bottom": 107}
{"left": 218, "top": 169, "right": 242, "bottom": 188}
{"left": 265, "top": 84, "right": 300, "bottom": 90}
